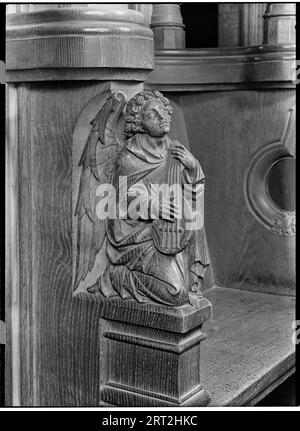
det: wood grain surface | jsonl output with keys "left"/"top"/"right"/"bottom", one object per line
{"left": 5, "top": 85, "right": 19, "bottom": 406}
{"left": 99, "top": 296, "right": 211, "bottom": 406}
{"left": 147, "top": 46, "right": 295, "bottom": 89}
{"left": 201, "top": 286, "right": 295, "bottom": 406}
{"left": 13, "top": 82, "right": 119, "bottom": 406}
{"left": 264, "top": 3, "right": 296, "bottom": 45}
{"left": 241, "top": 3, "right": 267, "bottom": 46}
{"left": 5, "top": 16, "right": 296, "bottom": 404}
{"left": 218, "top": 4, "right": 267, "bottom": 47}
{"left": 6, "top": 81, "right": 296, "bottom": 405}
{"left": 7, "top": 79, "right": 214, "bottom": 406}
{"left": 6, "top": 7, "right": 154, "bottom": 74}
{"left": 180, "top": 89, "right": 295, "bottom": 295}
{"left": 97, "top": 295, "right": 212, "bottom": 334}
{"left": 218, "top": 4, "right": 244, "bottom": 47}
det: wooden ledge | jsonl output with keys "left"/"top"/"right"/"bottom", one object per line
{"left": 75, "top": 292, "right": 212, "bottom": 334}
{"left": 146, "top": 45, "right": 296, "bottom": 90}
{"left": 201, "top": 286, "right": 295, "bottom": 406}
{"left": 153, "top": 44, "right": 295, "bottom": 57}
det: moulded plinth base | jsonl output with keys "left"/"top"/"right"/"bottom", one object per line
{"left": 99, "top": 294, "right": 212, "bottom": 407}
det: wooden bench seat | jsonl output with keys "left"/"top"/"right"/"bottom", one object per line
{"left": 201, "top": 286, "right": 295, "bottom": 406}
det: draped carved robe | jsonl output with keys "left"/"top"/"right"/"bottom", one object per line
{"left": 100, "top": 133, "right": 209, "bottom": 306}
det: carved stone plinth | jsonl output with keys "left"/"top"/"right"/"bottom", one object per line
{"left": 98, "top": 295, "right": 212, "bottom": 407}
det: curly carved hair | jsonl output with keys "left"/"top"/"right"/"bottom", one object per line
{"left": 124, "top": 90, "right": 173, "bottom": 138}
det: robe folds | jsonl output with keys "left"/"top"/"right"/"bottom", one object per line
{"left": 101, "top": 133, "right": 209, "bottom": 306}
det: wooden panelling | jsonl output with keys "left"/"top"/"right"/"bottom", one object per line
{"left": 13, "top": 82, "right": 123, "bottom": 406}
{"left": 218, "top": 4, "right": 267, "bottom": 47}
{"left": 11, "top": 81, "right": 215, "bottom": 406}
{"left": 5, "top": 85, "right": 19, "bottom": 405}
{"left": 179, "top": 89, "right": 295, "bottom": 295}
{"left": 242, "top": 3, "right": 267, "bottom": 46}
{"left": 7, "top": 79, "right": 295, "bottom": 407}
{"left": 18, "top": 83, "right": 34, "bottom": 405}
{"left": 6, "top": 4, "right": 296, "bottom": 407}
{"left": 218, "top": 4, "right": 243, "bottom": 47}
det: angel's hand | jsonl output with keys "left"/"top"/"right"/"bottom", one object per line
{"left": 170, "top": 142, "right": 198, "bottom": 178}
{"left": 150, "top": 199, "right": 180, "bottom": 222}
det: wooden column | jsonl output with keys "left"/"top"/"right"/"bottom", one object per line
{"left": 263, "top": 3, "right": 296, "bottom": 45}
{"left": 6, "top": 4, "right": 154, "bottom": 406}
{"left": 151, "top": 4, "right": 185, "bottom": 49}
{"left": 218, "top": 4, "right": 296, "bottom": 47}
{"left": 218, "top": 4, "right": 267, "bottom": 47}
{"left": 241, "top": 3, "right": 268, "bottom": 46}
{"left": 129, "top": 3, "right": 153, "bottom": 27}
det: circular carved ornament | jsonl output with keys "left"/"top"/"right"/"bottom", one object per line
{"left": 244, "top": 142, "right": 295, "bottom": 236}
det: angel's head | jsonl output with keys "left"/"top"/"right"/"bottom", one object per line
{"left": 125, "top": 91, "right": 173, "bottom": 139}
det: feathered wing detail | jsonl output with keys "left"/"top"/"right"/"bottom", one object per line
{"left": 74, "top": 92, "right": 126, "bottom": 292}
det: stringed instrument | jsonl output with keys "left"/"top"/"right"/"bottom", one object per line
{"left": 152, "top": 146, "right": 192, "bottom": 255}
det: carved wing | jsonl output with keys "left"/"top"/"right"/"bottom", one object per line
{"left": 74, "top": 92, "right": 126, "bottom": 291}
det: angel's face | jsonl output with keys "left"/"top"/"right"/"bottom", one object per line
{"left": 141, "top": 99, "right": 171, "bottom": 138}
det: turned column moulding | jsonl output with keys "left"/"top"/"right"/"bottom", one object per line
{"left": 6, "top": 5, "right": 154, "bottom": 82}
{"left": 263, "top": 3, "right": 296, "bottom": 45}
{"left": 151, "top": 4, "right": 185, "bottom": 49}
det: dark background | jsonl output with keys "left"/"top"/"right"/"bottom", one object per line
{"left": 181, "top": 3, "right": 219, "bottom": 48}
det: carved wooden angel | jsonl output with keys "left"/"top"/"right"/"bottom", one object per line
{"left": 74, "top": 90, "right": 209, "bottom": 306}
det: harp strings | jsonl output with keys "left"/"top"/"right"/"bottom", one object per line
{"left": 165, "top": 149, "right": 181, "bottom": 250}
